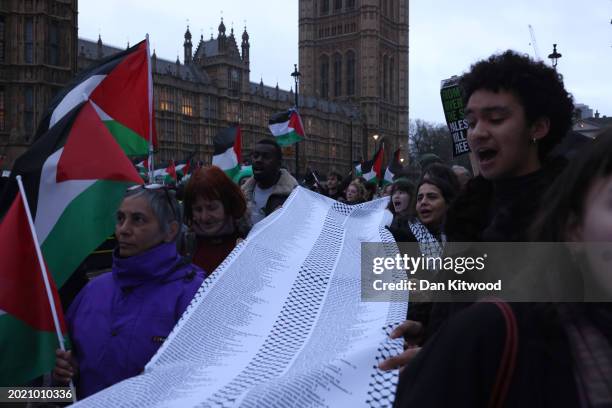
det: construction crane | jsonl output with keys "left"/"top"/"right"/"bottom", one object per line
{"left": 528, "top": 25, "right": 541, "bottom": 60}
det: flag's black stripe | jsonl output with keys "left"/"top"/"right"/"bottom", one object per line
{"left": 361, "top": 160, "right": 374, "bottom": 173}
{"left": 33, "top": 40, "right": 146, "bottom": 141}
{"left": 268, "top": 110, "right": 291, "bottom": 125}
{"left": 213, "top": 127, "right": 238, "bottom": 155}
{"left": 0, "top": 103, "right": 85, "bottom": 221}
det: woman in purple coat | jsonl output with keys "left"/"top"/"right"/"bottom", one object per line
{"left": 52, "top": 185, "right": 205, "bottom": 399}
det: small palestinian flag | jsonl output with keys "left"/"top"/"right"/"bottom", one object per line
{"left": 383, "top": 149, "right": 403, "bottom": 186}
{"left": 33, "top": 39, "right": 156, "bottom": 156}
{"left": 0, "top": 101, "right": 142, "bottom": 385}
{"left": 176, "top": 162, "right": 190, "bottom": 178}
{"left": 360, "top": 145, "right": 385, "bottom": 185}
{"left": 355, "top": 160, "right": 364, "bottom": 177}
{"left": 165, "top": 160, "right": 177, "bottom": 184}
{"left": 212, "top": 126, "right": 242, "bottom": 179}
{"left": 136, "top": 158, "right": 149, "bottom": 182}
{"left": 268, "top": 109, "right": 305, "bottom": 146}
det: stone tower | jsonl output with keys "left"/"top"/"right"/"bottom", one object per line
{"left": 298, "top": 0, "right": 408, "bottom": 157}
{"left": 0, "top": 0, "right": 78, "bottom": 167}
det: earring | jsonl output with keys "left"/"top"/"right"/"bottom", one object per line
{"left": 532, "top": 137, "right": 537, "bottom": 144}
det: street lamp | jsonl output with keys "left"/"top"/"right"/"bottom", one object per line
{"left": 372, "top": 134, "right": 380, "bottom": 154}
{"left": 291, "top": 64, "right": 301, "bottom": 179}
{"left": 548, "top": 44, "right": 562, "bottom": 71}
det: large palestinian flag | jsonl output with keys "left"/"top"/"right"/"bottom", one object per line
{"left": 0, "top": 100, "right": 142, "bottom": 385}
{"left": 383, "top": 148, "right": 403, "bottom": 186}
{"left": 212, "top": 126, "right": 242, "bottom": 179}
{"left": 33, "top": 39, "right": 156, "bottom": 156}
{"left": 268, "top": 109, "right": 305, "bottom": 146}
{"left": 359, "top": 145, "right": 385, "bottom": 185}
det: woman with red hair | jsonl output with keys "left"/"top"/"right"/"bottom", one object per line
{"left": 183, "top": 165, "right": 251, "bottom": 275}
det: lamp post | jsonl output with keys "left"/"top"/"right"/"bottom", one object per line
{"left": 291, "top": 64, "right": 301, "bottom": 179}
{"left": 372, "top": 134, "right": 379, "bottom": 154}
{"left": 548, "top": 44, "right": 562, "bottom": 71}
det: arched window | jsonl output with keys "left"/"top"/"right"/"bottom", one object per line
{"left": 320, "top": 55, "right": 329, "bottom": 98}
{"left": 346, "top": 50, "right": 356, "bottom": 96}
{"left": 346, "top": 0, "right": 355, "bottom": 9}
{"left": 389, "top": 57, "right": 394, "bottom": 102}
{"left": 321, "top": 0, "right": 330, "bottom": 14}
{"left": 333, "top": 53, "right": 342, "bottom": 97}
{"left": 334, "top": 0, "right": 342, "bottom": 11}
{"left": 383, "top": 55, "right": 389, "bottom": 100}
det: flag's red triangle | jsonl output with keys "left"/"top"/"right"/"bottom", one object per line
{"left": 373, "top": 145, "right": 385, "bottom": 178}
{"left": 166, "top": 160, "right": 177, "bottom": 180}
{"left": 89, "top": 41, "right": 157, "bottom": 147}
{"left": 289, "top": 111, "right": 305, "bottom": 137}
{"left": 234, "top": 127, "right": 242, "bottom": 164}
{"left": 56, "top": 101, "right": 143, "bottom": 184}
{"left": 0, "top": 193, "right": 66, "bottom": 332}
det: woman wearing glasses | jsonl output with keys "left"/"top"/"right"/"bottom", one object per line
{"left": 183, "top": 165, "right": 251, "bottom": 276}
{"left": 53, "top": 185, "right": 205, "bottom": 399}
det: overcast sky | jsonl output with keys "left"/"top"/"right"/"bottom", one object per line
{"left": 79, "top": 0, "right": 612, "bottom": 124}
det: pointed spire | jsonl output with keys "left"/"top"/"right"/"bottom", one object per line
{"left": 242, "top": 25, "right": 249, "bottom": 41}
{"left": 97, "top": 34, "right": 103, "bottom": 59}
{"left": 218, "top": 17, "right": 226, "bottom": 36}
{"left": 184, "top": 25, "right": 192, "bottom": 40}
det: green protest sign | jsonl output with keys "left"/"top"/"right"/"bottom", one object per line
{"left": 440, "top": 76, "right": 470, "bottom": 157}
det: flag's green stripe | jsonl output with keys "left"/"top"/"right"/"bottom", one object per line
{"left": 0, "top": 315, "right": 69, "bottom": 386}
{"left": 366, "top": 176, "right": 379, "bottom": 185}
{"left": 275, "top": 131, "right": 303, "bottom": 147}
{"left": 224, "top": 164, "right": 241, "bottom": 180}
{"left": 41, "top": 180, "right": 132, "bottom": 287}
{"left": 104, "top": 120, "right": 149, "bottom": 157}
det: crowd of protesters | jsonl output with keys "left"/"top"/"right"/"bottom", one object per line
{"left": 43, "top": 48, "right": 612, "bottom": 406}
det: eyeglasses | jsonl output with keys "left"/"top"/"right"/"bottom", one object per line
{"left": 127, "top": 184, "right": 178, "bottom": 221}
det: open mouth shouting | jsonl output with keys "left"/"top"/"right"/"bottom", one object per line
{"left": 476, "top": 147, "right": 498, "bottom": 170}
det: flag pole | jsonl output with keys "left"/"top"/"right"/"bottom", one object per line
{"left": 146, "top": 34, "right": 155, "bottom": 183}
{"left": 15, "top": 176, "right": 76, "bottom": 402}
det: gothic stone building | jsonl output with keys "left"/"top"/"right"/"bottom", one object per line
{"left": 1, "top": 0, "right": 408, "bottom": 177}
{"left": 299, "top": 0, "right": 409, "bottom": 159}
{"left": 0, "top": 0, "right": 78, "bottom": 168}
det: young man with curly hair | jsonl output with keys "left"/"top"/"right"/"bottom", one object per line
{"left": 381, "top": 50, "right": 576, "bottom": 372}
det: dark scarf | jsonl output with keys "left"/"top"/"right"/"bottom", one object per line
{"left": 445, "top": 157, "right": 567, "bottom": 242}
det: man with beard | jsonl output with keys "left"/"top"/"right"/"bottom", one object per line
{"left": 241, "top": 139, "right": 298, "bottom": 225}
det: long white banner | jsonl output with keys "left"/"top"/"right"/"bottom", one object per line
{"left": 74, "top": 187, "right": 407, "bottom": 407}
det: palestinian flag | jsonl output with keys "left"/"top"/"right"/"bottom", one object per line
{"left": 360, "top": 145, "right": 385, "bottom": 185}
{"left": 383, "top": 149, "right": 403, "bottom": 186}
{"left": 176, "top": 162, "right": 190, "bottom": 178}
{"left": 164, "top": 160, "right": 177, "bottom": 184}
{"left": 136, "top": 158, "right": 149, "bottom": 182}
{"left": 212, "top": 126, "right": 241, "bottom": 179}
{"left": 268, "top": 109, "right": 305, "bottom": 146}
{"left": 33, "top": 39, "right": 156, "bottom": 156}
{"left": 0, "top": 101, "right": 142, "bottom": 386}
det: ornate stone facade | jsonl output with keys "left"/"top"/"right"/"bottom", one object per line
{"left": 0, "top": 0, "right": 78, "bottom": 167}
{"left": 299, "top": 0, "right": 409, "bottom": 158}
{"left": 1, "top": 1, "right": 407, "bottom": 178}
